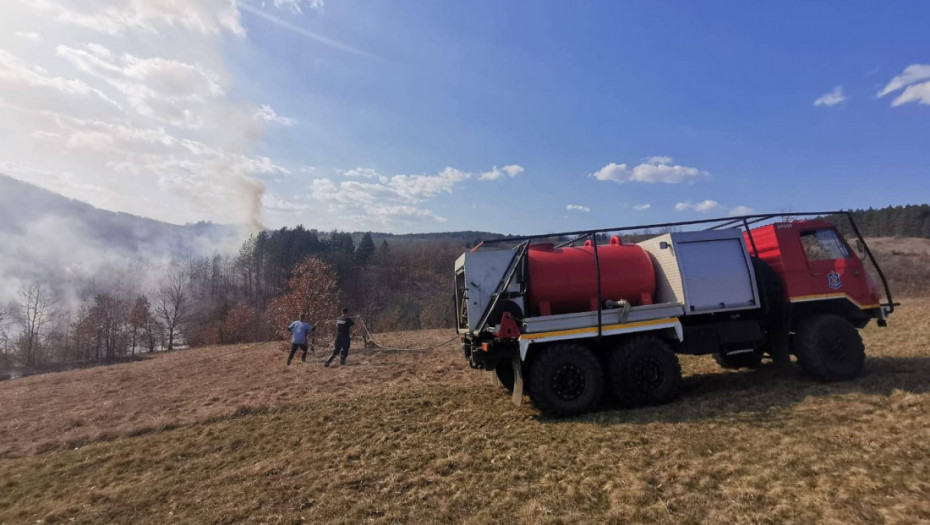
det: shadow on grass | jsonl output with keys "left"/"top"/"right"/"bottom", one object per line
{"left": 540, "top": 355, "right": 930, "bottom": 426}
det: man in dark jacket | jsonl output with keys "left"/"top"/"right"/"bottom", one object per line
{"left": 325, "top": 308, "right": 355, "bottom": 367}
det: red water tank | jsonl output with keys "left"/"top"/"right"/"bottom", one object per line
{"left": 526, "top": 236, "right": 655, "bottom": 316}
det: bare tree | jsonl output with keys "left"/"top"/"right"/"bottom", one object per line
{"left": 155, "top": 268, "right": 192, "bottom": 351}
{"left": 17, "top": 282, "right": 58, "bottom": 367}
{"left": 0, "top": 304, "right": 11, "bottom": 356}
{"left": 128, "top": 295, "right": 152, "bottom": 355}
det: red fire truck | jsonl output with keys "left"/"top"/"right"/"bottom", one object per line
{"left": 454, "top": 212, "right": 895, "bottom": 417}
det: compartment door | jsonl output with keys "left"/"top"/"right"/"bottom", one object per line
{"left": 677, "top": 239, "right": 757, "bottom": 313}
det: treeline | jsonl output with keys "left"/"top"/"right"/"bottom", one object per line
{"left": 184, "top": 227, "right": 464, "bottom": 346}
{"left": 826, "top": 205, "right": 930, "bottom": 239}
{"left": 0, "top": 228, "right": 467, "bottom": 373}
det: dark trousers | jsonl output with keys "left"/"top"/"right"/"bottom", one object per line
{"left": 326, "top": 335, "right": 351, "bottom": 365}
{"left": 287, "top": 343, "right": 308, "bottom": 365}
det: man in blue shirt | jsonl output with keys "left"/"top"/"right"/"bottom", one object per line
{"left": 286, "top": 314, "right": 315, "bottom": 365}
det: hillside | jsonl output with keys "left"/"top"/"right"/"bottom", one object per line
{"left": 0, "top": 174, "right": 243, "bottom": 304}
{"left": 1, "top": 301, "right": 929, "bottom": 523}
{"left": 863, "top": 237, "right": 930, "bottom": 297}
{"left": 0, "top": 174, "right": 242, "bottom": 255}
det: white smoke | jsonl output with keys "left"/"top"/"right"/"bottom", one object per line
{"left": 0, "top": 175, "right": 249, "bottom": 309}
{"left": 0, "top": 0, "right": 293, "bottom": 229}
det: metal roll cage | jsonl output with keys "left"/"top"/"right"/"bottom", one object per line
{"left": 472, "top": 211, "right": 895, "bottom": 336}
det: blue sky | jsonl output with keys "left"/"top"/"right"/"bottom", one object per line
{"left": 1, "top": 1, "right": 928, "bottom": 234}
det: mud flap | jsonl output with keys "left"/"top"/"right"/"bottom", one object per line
{"left": 770, "top": 331, "right": 791, "bottom": 364}
{"left": 511, "top": 356, "right": 523, "bottom": 406}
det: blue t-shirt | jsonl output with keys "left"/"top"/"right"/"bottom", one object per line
{"left": 288, "top": 321, "right": 314, "bottom": 344}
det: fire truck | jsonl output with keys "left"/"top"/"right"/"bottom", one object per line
{"left": 454, "top": 212, "right": 896, "bottom": 417}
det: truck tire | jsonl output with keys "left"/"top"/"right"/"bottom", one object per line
{"left": 528, "top": 343, "right": 604, "bottom": 417}
{"left": 713, "top": 350, "right": 763, "bottom": 370}
{"left": 494, "top": 359, "right": 515, "bottom": 393}
{"left": 794, "top": 314, "right": 864, "bottom": 381}
{"left": 609, "top": 335, "right": 681, "bottom": 407}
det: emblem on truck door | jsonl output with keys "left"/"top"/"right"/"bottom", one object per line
{"left": 828, "top": 271, "right": 842, "bottom": 290}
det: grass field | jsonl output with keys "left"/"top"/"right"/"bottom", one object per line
{"left": 1, "top": 300, "right": 929, "bottom": 524}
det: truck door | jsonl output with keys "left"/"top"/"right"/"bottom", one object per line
{"left": 798, "top": 227, "right": 869, "bottom": 305}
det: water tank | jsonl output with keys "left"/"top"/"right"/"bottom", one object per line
{"left": 526, "top": 236, "right": 655, "bottom": 316}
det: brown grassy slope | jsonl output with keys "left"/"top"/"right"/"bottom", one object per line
{"left": 0, "top": 329, "right": 470, "bottom": 458}
{"left": 1, "top": 300, "right": 929, "bottom": 524}
{"left": 865, "top": 237, "right": 930, "bottom": 296}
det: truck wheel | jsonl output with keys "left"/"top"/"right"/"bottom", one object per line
{"left": 713, "top": 350, "right": 763, "bottom": 370}
{"left": 494, "top": 359, "right": 515, "bottom": 393}
{"left": 795, "top": 315, "right": 864, "bottom": 381}
{"left": 609, "top": 335, "right": 681, "bottom": 407}
{"left": 528, "top": 343, "right": 604, "bottom": 417}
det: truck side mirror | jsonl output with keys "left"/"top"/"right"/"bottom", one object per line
{"left": 855, "top": 239, "right": 866, "bottom": 259}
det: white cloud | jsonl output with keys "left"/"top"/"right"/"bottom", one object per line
{"left": 307, "top": 166, "right": 474, "bottom": 228}
{"left": 254, "top": 104, "right": 296, "bottom": 126}
{"left": 695, "top": 200, "right": 719, "bottom": 212}
{"left": 877, "top": 64, "right": 930, "bottom": 106}
{"left": 390, "top": 167, "right": 471, "bottom": 201}
{"left": 0, "top": 49, "right": 121, "bottom": 108}
{"left": 566, "top": 204, "right": 590, "bottom": 212}
{"left": 262, "top": 193, "right": 308, "bottom": 212}
{"left": 14, "top": 31, "right": 41, "bottom": 41}
{"left": 675, "top": 200, "right": 720, "bottom": 213}
{"left": 729, "top": 205, "right": 755, "bottom": 216}
{"left": 633, "top": 203, "right": 651, "bottom": 211}
{"left": 55, "top": 43, "right": 226, "bottom": 129}
{"left": 273, "top": 0, "right": 325, "bottom": 14}
{"left": 591, "top": 157, "right": 708, "bottom": 184}
{"left": 479, "top": 164, "right": 524, "bottom": 181}
{"left": 813, "top": 86, "right": 846, "bottom": 107}
{"left": 23, "top": 0, "right": 245, "bottom": 36}
{"left": 343, "top": 167, "right": 381, "bottom": 179}
{"left": 589, "top": 162, "right": 628, "bottom": 183}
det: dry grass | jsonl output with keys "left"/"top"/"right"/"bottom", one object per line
{"left": 865, "top": 237, "right": 930, "bottom": 296}
{"left": 0, "top": 329, "right": 472, "bottom": 458}
{"left": 1, "top": 302, "right": 930, "bottom": 524}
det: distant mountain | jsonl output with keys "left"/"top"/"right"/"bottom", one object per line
{"left": 0, "top": 174, "right": 241, "bottom": 255}
{"left": 0, "top": 174, "right": 244, "bottom": 304}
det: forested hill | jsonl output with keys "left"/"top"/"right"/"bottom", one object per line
{"left": 825, "top": 205, "right": 930, "bottom": 239}
{"left": 367, "top": 231, "right": 511, "bottom": 248}
{"left": 357, "top": 204, "right": 930, "bottom": 244}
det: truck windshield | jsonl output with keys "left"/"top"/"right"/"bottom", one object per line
{"left": 800, "top": 228, "right": 850, "bottom": 261}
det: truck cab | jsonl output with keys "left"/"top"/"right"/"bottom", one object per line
{"left": 747, "top": 221, "right": 886, "bottom": 327}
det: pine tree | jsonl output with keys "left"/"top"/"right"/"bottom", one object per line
{"left": 373, "top": 240, "right": 391, "bottom": 265}
{"left": 354, "top": 232, "right": 376, "bottom": 265}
